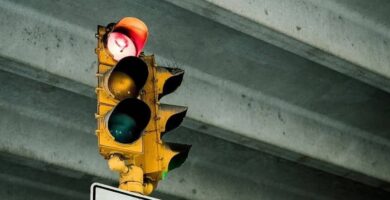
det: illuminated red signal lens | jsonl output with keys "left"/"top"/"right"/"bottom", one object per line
{"left": 107, "top": 32, "right": 136, "bottom": 61}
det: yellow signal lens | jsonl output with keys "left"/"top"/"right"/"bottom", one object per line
{"left": 108, "top": 71, "right": 137, "bottom": 100}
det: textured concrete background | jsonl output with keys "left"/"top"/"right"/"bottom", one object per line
{"left": 0, "top": 0, "right": 389, "bottom": 199}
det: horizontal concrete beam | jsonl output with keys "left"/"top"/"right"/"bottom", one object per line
{"left": 0, "top": 0, "right": 390, "bottom": 190}
{"left": 0, "top": 68, "right": 388, "bottom": 199}
{"left": 166, "top": 0, "right": 390, "bottom": 92}
{"left": 0, "top": 153, "right": 184, "bottom": 200}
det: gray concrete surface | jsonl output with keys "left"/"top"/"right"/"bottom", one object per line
{"left": 167, "top": 0, "right": 390, "bottom": 93}
{"left": 0, "top": 68, "right": 388, "bottom": 199}
{"left": 0, "top": 0, "right": 389, "bottom": 199}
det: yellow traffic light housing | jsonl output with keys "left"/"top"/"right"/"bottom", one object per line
{"left": 135, "top": 55, "right": 191, "bottom": 185}
{"left": 95, "top": 17, "right": 191, "bottom": 195}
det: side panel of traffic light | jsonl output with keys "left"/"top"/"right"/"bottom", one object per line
{"left": 134, "top": 55, "right": 191, "bottom": 184}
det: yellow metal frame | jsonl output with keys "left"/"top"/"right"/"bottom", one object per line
{"left": 95, "top": 26, "right": 143, "bottom": 158}
{"left": 95, "top": 24, "right": 186, "bottom": 195}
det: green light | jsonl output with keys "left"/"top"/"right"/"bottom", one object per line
{"left": 162, "top": 171, "right": 168, "bottom": 180}
{"left": 108, "top": 112, "right": 137, "bottom": 143}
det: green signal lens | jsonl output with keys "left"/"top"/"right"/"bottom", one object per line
{"left": 108, "top": 112, "right": 137, "bottom": 143}
{"left": 162, "top": 171, "right": 168, "bottom": 180}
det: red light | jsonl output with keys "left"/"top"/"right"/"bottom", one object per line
{"left": 107, "top": 32, "right": 136, "bottom": 61}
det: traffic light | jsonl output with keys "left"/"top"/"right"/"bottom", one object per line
{"left": 95, "top": 17, "right": 150, "bottom": 157}
{"left": 95, "top": 17, "right": 190, "bottom": 195}
{"left": 136, "top": 55, "right": 191, "bottom": 187}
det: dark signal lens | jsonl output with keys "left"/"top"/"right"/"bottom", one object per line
{"left": 108, "top": 71, "right": 137, "bottom": 100}
{"left": 167, "top": 143, "right": 191, "bottom": 171}
{"left": 108, "top": 112, "right": 137, "bottom": 143}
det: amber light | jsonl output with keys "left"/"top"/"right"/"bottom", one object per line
{"left": 108, "top": 71, "right": 137, "bottom": 100}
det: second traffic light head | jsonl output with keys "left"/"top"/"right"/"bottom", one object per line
{"left": 104, "top": 56, "right": 148, "bottom": 100}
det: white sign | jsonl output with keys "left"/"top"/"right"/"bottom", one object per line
{"left": 91, "top": 183, "right": 160, "bottom": 200}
